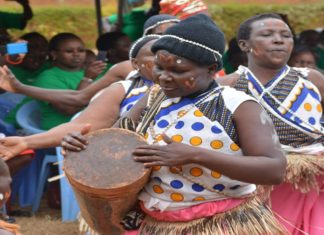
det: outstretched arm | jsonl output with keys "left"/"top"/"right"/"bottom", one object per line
{"left": 0, "top": 83, "right": 126, "bottom": 161}
{"left": 0, "top": 61, "right": 133, "bottom": 108}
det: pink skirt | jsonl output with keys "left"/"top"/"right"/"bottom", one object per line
{"left": 271, "top": 176, "right": 324, "bottom": 235}
{"left": 124, "top": 198, "right": 244, "bottom": 235}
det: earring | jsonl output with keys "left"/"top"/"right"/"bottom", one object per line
{"left": 176, "top": 59, "right": 182, "bottom": 64}
{"left": 189, "top": 77, "right": 194, "bottom": 81}
{"left": 249, "top": 48, "right": 253, "bottom": 53}
{"left": 0, "top": 193, "right": 3, "bottom": 201}
{"left": 141, "top": 64, "right": 145, "bottom": 68}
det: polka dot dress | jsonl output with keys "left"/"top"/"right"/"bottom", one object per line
{"left": 139, "top": 88, "right": 256, "bottom": 211}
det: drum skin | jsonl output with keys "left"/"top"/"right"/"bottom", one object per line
{"left": 64, "top": 128, "right": 151, "bottom": 235}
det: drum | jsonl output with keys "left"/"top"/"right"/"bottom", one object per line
{"left": 64, "top": 128, "right": 151, "bottom": 235}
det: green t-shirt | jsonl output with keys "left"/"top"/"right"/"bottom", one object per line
{"left": 109, "top": 9, "right": 148, "bottom": 42}
{"left": 9, "top": 62, "right": 52, "bottom": 86}
{"left": 315, "top": 45, "right": 324, "bottom": 70}
{"left": 32, "top": 66, "right": 85, "bottom": 130}
{"left": 0, "top": 12, "right": 24, "bottom": 29}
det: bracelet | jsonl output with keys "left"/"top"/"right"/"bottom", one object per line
{"left": 82, "top": 77, "right": 94, "bottom": 83}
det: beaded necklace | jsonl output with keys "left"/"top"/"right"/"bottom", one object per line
{"left": 147, "top": 85, "right": 253, "bottom": 198}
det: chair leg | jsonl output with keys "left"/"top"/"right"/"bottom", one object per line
{"left": 31, "top": 154, "right": 57, "bottom": 214}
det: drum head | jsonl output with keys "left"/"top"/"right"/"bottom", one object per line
{"left": 64, "top": 128, "right": 149, "bottom": 190}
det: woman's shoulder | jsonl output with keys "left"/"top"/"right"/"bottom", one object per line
{"left": 216, "top": 72, "right": 240, "bottom": 87}
{"left": 220, "top": 86, "right": 256, "bottom": 113}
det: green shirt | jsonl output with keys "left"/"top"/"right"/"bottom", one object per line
{"left": 0, "top": 12, "right": 24, "bottom": 29}
{"left": 32, "top": 66, "right": 85, "bottom": 130}
{"left": 109, "top": 9, "right": 148, "bottom": 42}
{"left": 9, "top": 62, "right": 52, "bottom": 86}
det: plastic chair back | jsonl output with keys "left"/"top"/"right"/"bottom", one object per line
{"left": 16, "top": 100, "right": 43, "bottom": 135}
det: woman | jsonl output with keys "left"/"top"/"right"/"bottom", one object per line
{"left": 109, "top": 14, "right": 287, "bottom": 235}
{"left": 0, "top": 34, "right": 159, "bottom": 162}
{"left": 218, "top": 13, "right": 324, "bottom": 235}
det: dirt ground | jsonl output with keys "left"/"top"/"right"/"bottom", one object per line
{"left": 12, "top": 200, "right": 79, "bottom": 235}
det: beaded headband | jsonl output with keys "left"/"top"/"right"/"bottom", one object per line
{"left": 129, "top": 34, "right": 161, "bottom": 60}
{"left": 159, "top": 34, "right": 223, "bottom": 61}
{"left": 143, "top": 19, "right": 181, "bottom": 36}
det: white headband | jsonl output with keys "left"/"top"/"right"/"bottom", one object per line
{"left": 128, "top": 34, "right": 161, "bottom": 60}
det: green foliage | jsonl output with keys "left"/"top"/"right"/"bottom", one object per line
{"left": 209, "top": 3, "right": 324, "bottom": 41}
{"left": 3, "top": 3, "right": 324, "bottom": 49}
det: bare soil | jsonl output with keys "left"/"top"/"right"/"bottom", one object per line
{"left": 12, "top": 200, "right": 79, "bottom": 235}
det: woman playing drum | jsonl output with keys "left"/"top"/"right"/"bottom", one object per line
{"left": 111, "top": 14, "right": 288, "bottom": 234}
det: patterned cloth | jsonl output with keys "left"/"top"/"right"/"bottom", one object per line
{"left": 139, "top": 84, "right": 257, "bottom": 211}
{"left": 119, "top": 73, "right": 154, "bottom": 116}
{"left": 234, "top": 65, "right": 324, "bottom": 148}
{"left": 159, "top": 0, "right": 208, "bottom": 20}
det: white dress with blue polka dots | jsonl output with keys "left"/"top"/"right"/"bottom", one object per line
{"left": 139, "top": 87, "right": 257, "bottom": 211}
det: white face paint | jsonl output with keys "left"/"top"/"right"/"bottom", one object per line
{"left": 260, "top": 110, "right": 271, "bottom": 125}
{"left": 260, "top": 110, "right": 281, "bottom": 146}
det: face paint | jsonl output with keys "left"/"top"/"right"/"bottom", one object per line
{"left": 260, "top": 110, "right": 271, "bottom": 125}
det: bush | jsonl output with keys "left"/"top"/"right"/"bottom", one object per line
{"left": 209, "top": 3, "right": 324, "bottom": 41}
{"left": 4, "top": 3, "right": 324, "bottom": 48}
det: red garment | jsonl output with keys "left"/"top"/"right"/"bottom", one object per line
{"left": 19, "top": 149, "right": 35, "bottom": 158}
{"left": 159, "top": 0, "right": 208, "bottom": 19}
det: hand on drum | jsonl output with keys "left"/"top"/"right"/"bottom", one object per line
{"left": 133, "top": 134, "right": 197, "bottom": 168}
{"left": 60, "top": 124, "right": 91, "bottom": 156}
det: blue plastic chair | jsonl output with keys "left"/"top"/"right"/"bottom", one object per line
{"left": 16, "top": 100, "right": 44, "bottom": 135}
{"left": 56, "top": 147, "right": 80, "bottom": 221}
{"left": 15, "top": 101, "right": 79, "bottom": 221}
{"left": 9, "top": 101, "right": 43, "bottom": 207}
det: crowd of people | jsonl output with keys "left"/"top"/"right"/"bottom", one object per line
{"left": 0, "top": 0, "right": 324, "bottom": 234}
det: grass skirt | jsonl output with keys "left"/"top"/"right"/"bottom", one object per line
{"left": 139, "top": 197, "right": 289, "bottom": 235}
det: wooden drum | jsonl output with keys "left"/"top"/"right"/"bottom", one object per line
{"left": 64, "top": 128, "right": 151, "bottom": 235}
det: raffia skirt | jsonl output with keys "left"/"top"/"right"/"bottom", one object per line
{"left": 125, "top": 196, "right": 289, "bottom": 235}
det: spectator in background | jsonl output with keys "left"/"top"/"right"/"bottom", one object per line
{"left": 315, "top": 30, "right": 324, "bottom": 72}
{"left": 84, "top": 49, "right": 96, "bottom": 69}
{"left": 222, "top": 37, "right": 248, "bottom": 74}
{"left": 299, "top": 29, "right": 320, "bottom": 49}
{"left": 8, "top": 32, "right": 50, "bottom": 86}
{"left": 288, "top": 44, "right": 317, "bottom": 69}
{"left": 95, "top": 31, "right": 131, "bottom": 71}
{"left": 102, "top": 0, "right": 148, "bottom": 41}
{"left": 0, "top": 0, "right": 33, "bottom": 30}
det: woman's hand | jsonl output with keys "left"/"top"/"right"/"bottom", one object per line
{"left": 0, "top": 66, "right": 22, "bottom": 93}
{"left": 84, "top": 61, "right": 107, "bottom": 80}
{"left": 61, "top": 124, "right": 91, "bottom": 156}
{"left": 0, "top": 136, "right": 28, "bottom": 161}
{"left": 133, "top": 134, "right": 197, "bottom": 168}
